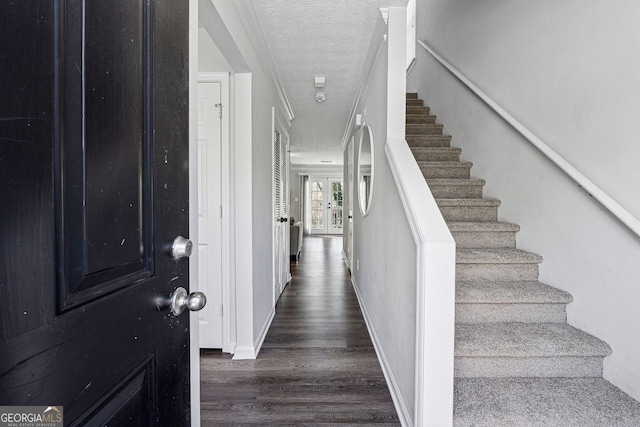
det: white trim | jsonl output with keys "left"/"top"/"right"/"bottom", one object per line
{"left": 188, "top": 0, "right": 201, "bottom": 424}
{"left": 233, "top": 0, "right": 294, "bottom": 126}
{"left": 232, "top": 307, "right": 275, "bottom": 360}
{"left": 340, "top": 10, "right": 388, "bottom": 151}
{"left": 271, "top": 107, "right": 277, "bottom": 306}
{"left": 351, "top": 275, "right": 412, "bottom": 426}
{"left": 232, "top": 73, "right": 255, "bottom": 359}
{"left": 255, "top": 306, "right": 275, "bottom": 354}
{"left": 418, "top": 38, "right": 640, "bottom": 239}
{"left": 197, "top": 72, "right": 234, "bottom": 354}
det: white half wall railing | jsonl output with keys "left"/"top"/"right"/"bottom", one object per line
{"left": 418, "top": 39, "right": 640, "bottom": 239}
{"left": 386, "top": 139, "right": 457, "bottom": 427}
{"left": 386, "top": 10, "right": 456, "bottom": 426}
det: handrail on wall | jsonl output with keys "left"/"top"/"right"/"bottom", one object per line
{"left": 418, "top": 39, "right": 640, "bottom": 239}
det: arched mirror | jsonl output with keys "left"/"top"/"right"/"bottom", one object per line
{"left": 357, "top": 123, "right": 375, "bottom": 216}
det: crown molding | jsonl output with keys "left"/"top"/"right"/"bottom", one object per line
{"left": 234, "top": 0, "right": 295, "bottom": 127}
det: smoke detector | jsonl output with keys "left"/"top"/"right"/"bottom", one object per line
{"left": 315, "top": 91, "right": 326, "bottom": 103}
{"left": 314, "top": 76, "right": 325, "bottom": 88}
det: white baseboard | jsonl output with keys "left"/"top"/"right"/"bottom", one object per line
{"left": 232, "top": 306, "right": 275, "bottom": 360}
{"left": 232, "top": 345, "right": 257, "bottom": 360}
{"left": 351, "top": 276, "right": 413, "bottom": 426}
{"left": 254, "top": 306, "right": 275, "bottom": 355}
{"left": 342, "top": 249, "right": 352, "bottom": 272}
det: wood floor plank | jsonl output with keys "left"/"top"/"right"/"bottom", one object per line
{"left": 200, "top": 235, "right": 400, "bottom": 425}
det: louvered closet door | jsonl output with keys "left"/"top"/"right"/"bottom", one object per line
{"left": 274, "top": 131, "right": 282, "bottom": 301}
{"left": 273, "top": 131, "right": 287, "bottom": 300}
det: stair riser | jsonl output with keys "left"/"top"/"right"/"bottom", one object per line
{"left": 406, "top": 124, "right": 443, "bottom": 135}
{"left": 406, "top": 106, "right": 430, "bottom": 115}
{"left": 406, "top": 137, "right": 451, "bottom": 148}
{"left": 406, "top": 115, "right": 437, "bottom": 124}
{"left": 454, "top": 356, "right": 604, "bottom": 378}
{"left": 421, "top": 166, "right": 471, "bottom": 179}
{"left": 412, "top": 151, "right": 460, "bottom": 162}
{"left": 440, "top": 206, "right": 499, "bottom": 222}
{"left": 406, "top": 99, "right": 424, "bottom": 106}
{"left": 456, "top": 264, "right": 539, "bottom": 281}
{"left": 456, "top": 303, "right": 567, "bottom": 323}
{"left": 452, "top": 231, "right": 516, "bottom": 248}
{"left": 430, "top": 184, "right": 483, "bottom": 199}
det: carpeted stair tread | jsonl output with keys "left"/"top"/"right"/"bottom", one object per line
{"left": 448, "top": 222, "right": 519, "bottom": 232}
{"left": 406, "top": 99, "right": 424, "bottom": 106}
{"left": 427, "top": 178, "right": 485, "bottom": 187}
{"left": 418, "top": 161, "right": 473, "bottom": 168}
{"left": 411, "top": 147, "right": 461, "bottom": 154}
{"left": 454, "top": 377, "right": 640, "bottom": 427}
{"left": 455, "top": 323, "right": 612, "bottom": 357}
{"left": 457, "top": 248, "right": 542, "bottom": 264}
{"left": 419, "top": 162, "right": 473, "bottom": 179}
{"left": 456, "top": 281, "right": 572, "bottom": 304}
{"left": 436, "top": 198, "right": 501, "bottom": 207}
{"left": 406, "top": 135, "right": 451, "bottom": 147}
{"left": 406, "top": 92, "right": 418, "bottom": 99}
{"left": 406, "top": 114, "right": 437, "bottom": 124}
{"left": 449, "top": 222, "right": 519, "bottom": 248}
{"left": 406, "top": 105, "right": 431, "bottom": 115}
{"left": 406, "top": 123, "right": 444, "bottom": 135}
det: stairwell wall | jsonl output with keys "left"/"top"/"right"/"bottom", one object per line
{"left": 408, "top": 0, "right": 640, "bottom": 400}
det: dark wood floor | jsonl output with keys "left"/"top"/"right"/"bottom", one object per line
{"left": 200, "top": 235, "right": 400, "bottom": 425}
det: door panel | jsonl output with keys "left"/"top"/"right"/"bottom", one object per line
{"left": 310, "top": 179, "right": 326, "bottom": 234}
{"left": 329, "top": 179, "right": 344, "bottom": 234}
{"left": 61, "top": 0, "right": 151, "bottom": 309}
{"left": 0, "top": 1, "right": 191, "bottom": 424}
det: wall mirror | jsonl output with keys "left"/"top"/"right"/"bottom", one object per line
{"left": 357, "top": 123, "right": 375, "bottom": 216}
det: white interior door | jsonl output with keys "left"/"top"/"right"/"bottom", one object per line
{"left": 197, "top": 81, "right": 223, "bottom": 349}
{"left": 274, "top": 129, "right": 288, "bottom": 301}
{"left": 309, "top": 177, "right": 344, "bottom": 235}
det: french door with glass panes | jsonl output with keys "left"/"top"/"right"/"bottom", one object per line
{"left": 309, "top": 177, "right": 344, "bottom": 235}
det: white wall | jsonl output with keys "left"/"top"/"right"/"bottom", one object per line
{"left": 348, "top": 25, "right": 418, "bottom": 423}
{"left": 198, "top": 27, "right": 232, "bottom": 72}
{"left": 408, "top": 0, "right": 640, "bottom": 401}
{"left": 202, "top": 0, "right": 288, "bottom": 357}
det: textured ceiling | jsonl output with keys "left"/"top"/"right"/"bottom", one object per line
{"left": 252, "top": 0, "right": 406, "bottom": 165}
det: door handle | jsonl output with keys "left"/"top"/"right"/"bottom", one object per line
{"left": 172, "top": 236, "right": 193, "bottom": 260}
{"left": 169, "top": 287, "right": 207, "bottom": 316}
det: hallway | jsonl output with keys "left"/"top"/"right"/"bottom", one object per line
{"left": 200, "top": 235, "right": 400, "bottom": 425}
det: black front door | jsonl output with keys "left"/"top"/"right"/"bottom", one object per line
{"left": 0, "top": 1, "right": 191, "bottom": 424}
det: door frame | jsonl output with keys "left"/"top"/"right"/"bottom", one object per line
{"left": 195, "top": 71, "right": 232, "bottom": 352}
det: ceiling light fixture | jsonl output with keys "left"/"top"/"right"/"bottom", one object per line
{"left": 315, "top": 91, "right": 326, "bottom": 103}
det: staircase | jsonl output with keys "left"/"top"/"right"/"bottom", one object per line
{"left": 406, "top": 93, "right": 640, "bottom": 426}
